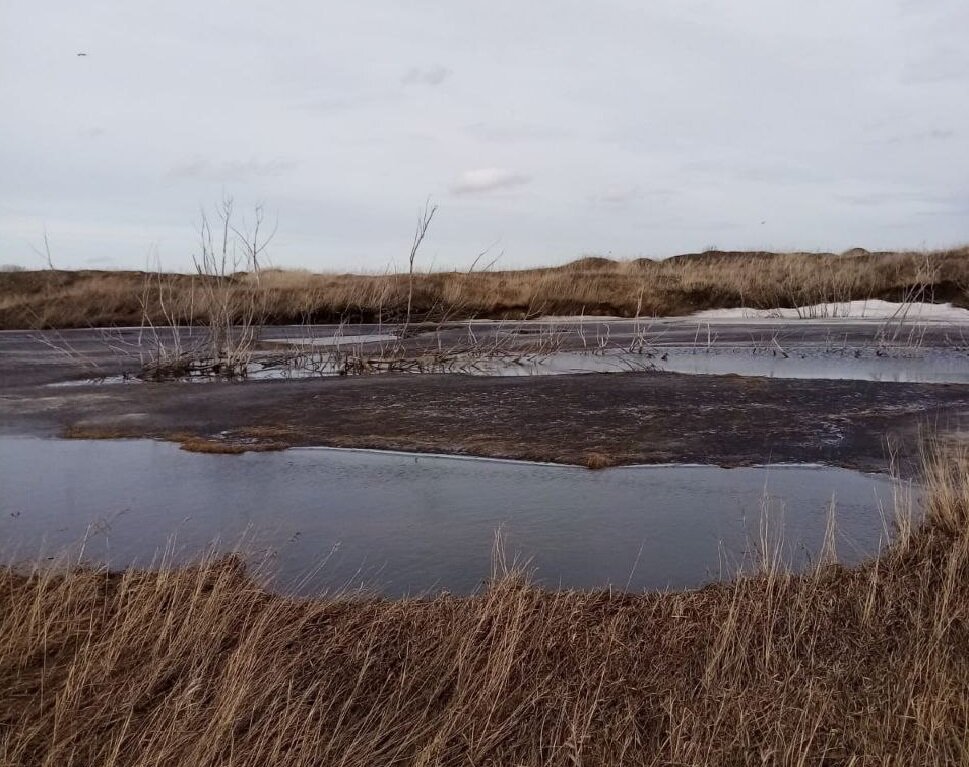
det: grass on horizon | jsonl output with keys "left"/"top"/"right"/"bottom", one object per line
{"left": 1, "top": 246, "right": 967, "bottom": 329}
{"left": 1, "top": 446, "right": 968, "bottom": 765}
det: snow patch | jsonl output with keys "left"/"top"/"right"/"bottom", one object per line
{"left": 693, "top": 300, "right": 969, "bottom": 321}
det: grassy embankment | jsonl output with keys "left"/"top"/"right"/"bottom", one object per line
{"left": 2, "top": 447, "right": 968, "bottom": 765}
{"left": 1, "top": 247, "right": 967, "bottom": 329}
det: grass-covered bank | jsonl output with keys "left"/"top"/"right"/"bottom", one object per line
{"left": 1, "top": 451, "right": 968, "bottom": 765}
{"left": 2, "top": 247, "right": 967, "bottom": 329}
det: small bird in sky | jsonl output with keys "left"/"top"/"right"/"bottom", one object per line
{"left": 76, "top": 52, "right": 88, "bottom": 57}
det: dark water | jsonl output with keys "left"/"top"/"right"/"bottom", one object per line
{"left": 0, "top": 437, "right": 910, "bottom": 596}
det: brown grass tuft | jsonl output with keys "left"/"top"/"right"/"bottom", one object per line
{"left": 175, "top": 437, "right": 289, "bottom": 454}
{"left": 1, "top": 449, "right": 967, "bottom": 765}
{"left": 63, "top": 425, "right": 291, "bottom": 454}
{"left": 582, "top": 451, "right": 615, "bottom": 469}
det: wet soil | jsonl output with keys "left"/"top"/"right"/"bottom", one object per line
{"left": 2, "top": 325, "right": 968, "bottom": 474}
{"left": 2, "top": 371, "right": 967, "bottom": 474}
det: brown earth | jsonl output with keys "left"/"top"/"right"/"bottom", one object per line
{"left": 3, "top": 372, "right": 967, "bottom": 474}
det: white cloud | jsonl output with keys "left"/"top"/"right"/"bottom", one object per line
{"left": 450, "top": 169, "right": 531, "bottom": 195}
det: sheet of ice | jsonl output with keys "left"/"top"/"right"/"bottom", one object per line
{"left": 477, "top": 348, "right": 969, "bottom": 384}
{"left": 262, "top": 334, "right": 398, "bottom": 347}
{"left": 693, "top": 300, "right": 969, "bottom": 321}
{"left": 48, "top": 346, "right": 969, "bottom": 385}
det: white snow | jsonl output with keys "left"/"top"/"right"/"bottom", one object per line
{"left": 692, "top": 300, "right": 969, "bottom": 322}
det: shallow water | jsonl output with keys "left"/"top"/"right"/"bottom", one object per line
{"left": 52, "top": 346, "right": 969, "bottom": 386}
{"left": 0, "top": 437, "right": 910, "bottom": 596}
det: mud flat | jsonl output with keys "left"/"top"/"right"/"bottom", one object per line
{"left": 2, "top": 321, "right": 969, "bottom": 472}
{"left": 2, "top": 370, "right": 968, "bottom": 474}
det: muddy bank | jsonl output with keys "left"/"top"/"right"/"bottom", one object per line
{"left": 2, "top": 371, "right": 967, "bottom": 473}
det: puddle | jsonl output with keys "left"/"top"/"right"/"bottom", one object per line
{"left": 0, "top": 437, "right": 912, "bottom": 596}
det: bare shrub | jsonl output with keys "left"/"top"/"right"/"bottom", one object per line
{"left": 137, "top": 198, "right": 274, "bottom": 380}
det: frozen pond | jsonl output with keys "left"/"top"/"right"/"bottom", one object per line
{"left": 241, "top": 345, "right": 969, "bottom": 383}
{"left": 53, "top": 346, "right": 969, "bottom": 385}
{"left": 477, "top": 347, "right": 969, "bottom": 383}
{"left": 0, "top": 437, "right": 911, "bottom": 596}
{"left": 262, "top": 333, "right": 399, "bottom": 348}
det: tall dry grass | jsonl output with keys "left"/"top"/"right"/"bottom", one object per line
{"left": 2, "top": 448, "right": 968, "bottom": 765}
{"left": 1, "top": 247, "right": 967, "bottom": 329}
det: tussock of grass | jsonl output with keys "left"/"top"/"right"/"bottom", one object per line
{"left": 176, "top": 436, "right": 289, "bottom": 454}
{"left": 1, "top": 450, "right": 968, "bottom": 764}
{"left": 3, "top": 247, "right": 967, "bottom": 329}
{"left": 582, "top": 451, "right": 615, "bottom": 469}
{"left": 63, "top": 425, "right": 291, "bottom": 454}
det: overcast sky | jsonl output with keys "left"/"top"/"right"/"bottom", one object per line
{"left": 1, "top": 1, "right": 967, "bottom": 272}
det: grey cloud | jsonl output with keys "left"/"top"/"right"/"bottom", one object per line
{"left": 463, "top": 121, "right": 568, "bottom": 143}
{"left": 884, "top": 129, "right": 955, "bottom": 144}
{"left": 291, "top": 92, "right": 375, "bottom": 113}
{"left": 167, "top": 158, "right": 297, "bottom": 182}
{"left": 591, "top": 187, "right": 675, "bottom": 206}
{"left": 402, "top": 65, "right": 451, "bottom": 86}
{"left": 592, "top": 186, "right": 640, "bottom": 206}
{"left": 450, "top": 169, "right": 531, "bottom": 195}
{"left": 681, "top": 160, "right": 830, "bottom": 186}
{"left": 901, "top": 49, "right": 968, "bottom": 84}
{"left": 3, "top": 1, "right": 969, "bottom": 270}
{"left": 836, "top": 190, "right": 962, "bottom": 209}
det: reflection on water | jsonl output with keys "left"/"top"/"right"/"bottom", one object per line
{"left": 49, "top": 345, "right": 969, "bottom": 386}
{"left": 479, "top": 347, "right": 969, "bottom": 383}
{"left": 0, "top": 437, "right": 911, "bottom": 596}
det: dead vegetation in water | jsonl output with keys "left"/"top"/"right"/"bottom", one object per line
{"left": 3, "top": 247, "right": 968, "bottom": 329}
{"left": 1, "top": 450, "right": 968, "bottom": 765}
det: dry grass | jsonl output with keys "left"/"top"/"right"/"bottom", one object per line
{"left": 582, "top": 451, "right": 616, "bottom": 469}
{"left": 62, "top": 426, "right": 292, "bottom": 454}
{"left": 175, "top": 436, "right": 290, "bottom": 454}
{"left": 2, "top": 247, "right": 967, "bottom": 329}
{"left": 1, "top": 449, "right": 968, "bottom": 765}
